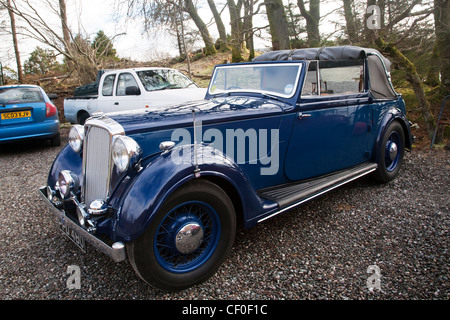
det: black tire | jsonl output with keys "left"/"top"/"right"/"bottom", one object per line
{"left": 78, "top": 112, "right": 90, "bottom": 125}
{"left": 373, "top": 121, "right": 405, "bottom": 183}
{"left": 50, "top": 132, "right": 61, "bottom": 146}
{"left": 127, "top": 180, "right": 236, "bottom": 291}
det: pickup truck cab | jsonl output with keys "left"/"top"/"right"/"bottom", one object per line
{"left": 40, "top": 46, "right": 412, "bottom": 291}
{"left": 64, "top": 67, "right": 207, "bottom": 124}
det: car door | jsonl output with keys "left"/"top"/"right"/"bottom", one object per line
{"left": 114, "top": 72, "right": 144, "bottom": 111}
{"left": 284, "top": 60, "right": 372, "bottom": 181}
{"left": 95, "top": 73, "right": 117, "bottom": 114}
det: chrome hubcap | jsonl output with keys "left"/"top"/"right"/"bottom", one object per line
{"left": 175, "top": 223, "right": 204, "bottom": 254}
{"left": 389, "top": 142, "right": 398, "bottom": 161}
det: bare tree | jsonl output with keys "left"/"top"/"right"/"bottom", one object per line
{"left": 184, "top": 0, "right": 216, "bottom": 55}
{"left": 434, "top": 0, "right": 450, "bottom": 92}
{"left": 297, "top": 0, "right": 321, "bottom": 47}
{"left": 2, "top": 0, "right": 124, "bottom": 83}
{"left": 58, "top": 0, "right": 70, "bottom": 53}
{"left": 227, "top": 0, "right": 244, "bottom": 62}
{"left": 244, "top": 0, "right": 259, "bottom": 60}
{"left": 207, "top": 0, "right": 230, "bottom": 52}
{"left": 264, "top": 0, "right": 290, "bottom": 50}
{"left": 342, "top": 0, "right": 358, "bottom": 43}
{"left": 2, "top": 0, "right": 23, "bottom": 82}
{"left": 367, "top": 0, "right": 436, "bottom": 140}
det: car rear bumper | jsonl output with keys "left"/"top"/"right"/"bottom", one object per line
{"left": 0, "top": 119, "right": 59, "bottom": 143}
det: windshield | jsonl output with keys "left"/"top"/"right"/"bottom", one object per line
{"left": 0, "top": 87, "right": 44, "bottom": 104}
{"left": 136, "top": 69, "right": 197, "bottom": 92}
{"left": 208, "top": 63, "right": 302, "bottom": 98}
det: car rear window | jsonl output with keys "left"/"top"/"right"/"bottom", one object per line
{"left": 0, "top": 87, "right": 44, "bottom": 104}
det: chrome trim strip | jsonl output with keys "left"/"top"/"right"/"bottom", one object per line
{"left": 257, "top": 165, "right": 377, "bottom": 223}
{"left": 38, "top": 187, "right": 126, "bottom": 262}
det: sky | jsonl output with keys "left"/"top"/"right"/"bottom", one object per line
{"left": 0, "top": 0, "right": 341, "bottom": 73}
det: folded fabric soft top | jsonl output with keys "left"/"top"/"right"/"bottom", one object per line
{"left": 253, "top": 46, "right": 398, "bottom": 99}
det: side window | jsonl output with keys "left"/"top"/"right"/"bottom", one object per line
{"left": 116, "top": 73, "right": 139, "bottom": 96}
{"left": 319, "top": 60, "right": 364, "bottom": 95}
{"left": 102, "top": 74, "right": 116, "bottom": 96}
{"left": 301, "top": 61, "right": 319, "bottom": 96}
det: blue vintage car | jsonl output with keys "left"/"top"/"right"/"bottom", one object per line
{"left": 39, "top": 46, "right": 412, "bottom": 290}
{"left": 0, "top": 85, "right": 60, "bottom": 146}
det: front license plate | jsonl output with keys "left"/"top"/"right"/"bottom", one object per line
{"left": 1, "top": 110, "right": 31, "bottom": 120}
{"left": 59, "top": 220, "right": 87, "bottom": 253}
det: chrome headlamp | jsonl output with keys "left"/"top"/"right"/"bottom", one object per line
{"left": 112, "top": 136, "right": 142, "bottom": 173}
{"left": 68, "top": 125, "right": 85, "bottom": 153}
{"left": 58, "top": 170, "right": 80, "bottom": 198}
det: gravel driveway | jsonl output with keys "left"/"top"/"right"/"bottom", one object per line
{"left": 0, "top": 127, "right": 448, "bottom": 300}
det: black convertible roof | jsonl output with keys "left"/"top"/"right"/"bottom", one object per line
{"left": 253, "top": 46, "right": 398, "bottom": 99}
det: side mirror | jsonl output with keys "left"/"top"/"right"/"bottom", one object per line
{"left": 48, "top": 93, "right": 58, "bottom": 100}
{"left": 125, "top": 86, "right": 141, "bottom": 96}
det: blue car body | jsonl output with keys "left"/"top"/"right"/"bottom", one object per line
{"left": 0, "top": 85, "right": 60, "bottom": 145}
{"left": 40, "top": 46, "right": 412, "bottom": 290}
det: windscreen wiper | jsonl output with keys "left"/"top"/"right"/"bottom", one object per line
{"left": 260, "top": 93, "right": 289, "bottom": 104}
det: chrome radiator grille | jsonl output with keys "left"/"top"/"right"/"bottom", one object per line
{"left": 81, "top": 117, "right": 124, "bottom": 207}
{"left": 83, "top": 126, "right": 111, "bottom": 206}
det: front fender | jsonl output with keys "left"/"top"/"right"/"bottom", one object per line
{"left": 113, "top": 144, "right": 276, "bottom": 243}
{"left": 47, "top": 144, "right": 82, "bottom": 189}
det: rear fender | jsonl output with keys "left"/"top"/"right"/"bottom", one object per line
{"left": 373, "top": 106, "right": 412, "bottom": 164}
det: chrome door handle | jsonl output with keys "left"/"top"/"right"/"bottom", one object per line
{"left": 298, "top": 113, "right": 311, "bottom": 119}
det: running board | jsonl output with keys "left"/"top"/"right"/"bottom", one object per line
{"left": 257, "top": 163, "right": 378, "bottom": 223}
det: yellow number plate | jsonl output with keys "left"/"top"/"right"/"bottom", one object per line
{"left": 1, "top": 110, "right": 31, "bottom": 120}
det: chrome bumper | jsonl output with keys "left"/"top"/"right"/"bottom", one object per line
{"left": 38, "top": 186, "right": 126, "bottom": 262}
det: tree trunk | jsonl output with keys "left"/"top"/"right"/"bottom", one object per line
{"left": 297, "top": 0, "right": 320, "bottom": 47}
{"left": 434, "top": 0, "right": 450, "bottom": 92}
{"left": 58, "top": 0, "right": 74, "bottom": 69}
{"left": 364, "top": 0, "right": 377, "bottom": 44}
{"left": 243, "top": 0, "right": 255, "bottom": 60}
{"left": 184, "top": 0, "right": 216, "bottom": 56}
{"left": 227, "top": 0, "right": 244, "bottom": 62}
{"left": 264, "top": 0, "right": 290, "bottom": 50}
{"left": 6, "top": 0, "right": 23, "bottom": 83}
{"left": 178, "top": 1, "right": 191, "bottom": 79}
{"left": 58, "top": 0, "right": 71, "bottom": 52}
{"left": 376, "top": 37, "right": 436, "bottom": 140}
{"left": 342, "top": 0, "right": 358, "bottom": 43}
{"left": 207, "top": 0, "right": 230, "bottom": 52}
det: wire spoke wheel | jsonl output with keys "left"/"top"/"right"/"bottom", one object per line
{"left": 127, "top": 180, "right": 236, "bottom": 291}
{"left": 154, "top": 201, "right": 220, "bottom": 273}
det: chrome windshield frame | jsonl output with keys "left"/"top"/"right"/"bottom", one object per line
{"left": 207, "top": 62, "right": 303, "bottom": 99}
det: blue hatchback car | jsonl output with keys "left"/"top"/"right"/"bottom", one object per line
{"left": 40, "top": 46, "right": 412, "bottom": 290}
{"left": 0, "top": 85, "right": 60, "bottom": 146}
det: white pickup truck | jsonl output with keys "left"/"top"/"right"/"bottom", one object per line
{"left": 64, "top": 67, "right": 207, "bottom": 124}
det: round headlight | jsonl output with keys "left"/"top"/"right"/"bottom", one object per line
{"left": 58, "top": 170, "right": 79, "bottom": 198}
{"left": 112, "top": 136, "right": 142, "bottom": 172}
{"left": 69, "top": 125, "right": 85, "bottom": 153}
